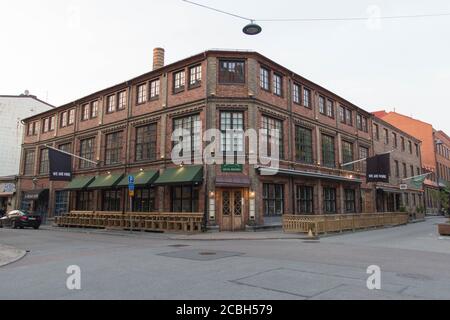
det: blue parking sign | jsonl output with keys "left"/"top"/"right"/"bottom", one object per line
{"left": 128, "top": 175, "right": 135, "bottom": 191}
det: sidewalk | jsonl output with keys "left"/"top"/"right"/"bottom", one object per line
{"left": 40, "top": 224, "right": 311, "bottom": 241}
{"left": 0, "top": 244, "right": 27, "bottom": 267}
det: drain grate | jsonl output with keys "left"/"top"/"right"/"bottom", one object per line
{"left": 158, "top": 249, "right": 243, "bottom": 261}
{"left": 168, "top": 244, "right": 190, "bottom": 248}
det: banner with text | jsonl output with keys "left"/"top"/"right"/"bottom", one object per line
{"left": 49, "top": 148, "right": 72, "bottom": 181}
{"left": 366, "top": 153, "right": 390, "bottom": 183}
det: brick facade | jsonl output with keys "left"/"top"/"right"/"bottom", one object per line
{"left": 17, "top": 50, "right": 420, "bottom": 229}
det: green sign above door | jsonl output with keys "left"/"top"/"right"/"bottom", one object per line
{"left": 221, "top": 164, "right": 243, "bottom": 173}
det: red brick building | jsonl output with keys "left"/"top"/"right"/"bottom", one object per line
{"left": 19, "top": 49, "right": 378, "bottom": 230}
{"left": 373, "top": 111, "right": 450, "bottom": 213}
{"left": 371, "top": 117, "right": 423, "bottom": 216}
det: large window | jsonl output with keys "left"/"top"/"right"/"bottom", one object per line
{"left": 345, "top": 109, "right": 353, "bottom": 126}
{"left": 171, "top": 186, "right": 199, "bottom": 213}
{"left": 344, "top": 189, "right": 356, "bottom": 213}
{"left": 39, "top": 149, "right": 49, "bottom": 175}
{"left": 106, "top": 95, "right": 116, "bottom": 113}
{"left": 173, "top": 114, "right": 201, "bottom": 160}
{"left": 59, "top": 143, "right": 72, "bottom": 153}
{"left": 342, "top": 141, "right": 354, "bottom": 170}
{"left": 60, "top": 111, "right": 68, "bottom": 127}
{"left": 357, "top": 115, "right": 368, "bottom": 132}
{"left": 102, "top": 190, "right": 121, "bottom": 212}
{"left": 323, "top": 187, "right": 337, "bottom": 214}
{"left": 262, "top": 116, "right": 283, "bottom": 159}
{"left": 263, "top": 184, "right": 284, "bottom": 217}
{"left": 295, "top": 126, "right": 313, "bottom": 164}
{"left": 220, "top": 112, "right": 244, "bottom": 157}
{"left": 296, "top": 186, "right": 313, "bottom": 214}
{"left": 392, "top": 132, "right": 398, "bottom": 148}
{"left": 135, "top": 124, "right": 157, "bottom": 161}
{"left": 90, "top": 101, "right": 98, "bottom": 118}
{"left": 373, "top": 123, "right": 379, "bottom": 140}
{"left": 273, "top": 74, "right": 282, "bottom": 96}
{"left": 219, "top": 60, "right": 245, "bottom": 84}
{"left": 82, "top": 104, "right": 90, "bottom": 121}
{"left": 79, "top": 138, "right": 95, "bottom": 169}
{"left": 189, "top": 65, "right": 202, "bottom": 87}
{"left": 76, "top": 191, "right": 93, "bottom": 211}
{"left": 118, "top": 91, "right": 127, "bottom": 110}
{"left": 150, "top": 79, "right": 160, "bottom": 99}
{"left": 339, "top": 106, "right": 345, "bottom": 123}
{"left": 23, "top": 150, "right": 35, "bottom": 175}
{"left": 319, "top": 96, "right": 325, "bottom": 114}
{"left": 293, "top": 84, "right": 301, "bottom": 104}
{"left": 68, "top": 109, "right": 75, "bottom": 125}
{"left": 105, "top": 132, "right": 123, "bottom": 165}
{"left": 359, "top": 146, "right": 369, "bottom": 173}
{"left": 321, "top": 134, "right": 335, "bottom": 168}
{"left": 260, "top": 67, "right": 270, "bottom": 91}
{"left": 133, "top": 188, "right": 156, "bottom": 212}
{"left": 395, "top": 160, "right": 400, "bottom": 177}
{"left": 54, "top": 191, "right": 69, "bottom": 216}
{"left": 303, "top": 88, "right": 311, "bottom": 108}
{"left": 137, "top": 83, "right": 147, "bottom": 104}
{"left": 173, "top": 70, "right": 186, "bottom": 93}
{"left": 326, "top": 99, "right": 334, "bottom": 118}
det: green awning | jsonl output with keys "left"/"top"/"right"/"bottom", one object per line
{"left": 87, "top": 174, "right": 124, "bottom": 189}
{"left": 64, "top": 176, "right": 95, "bottom": 190}
{"left": 154, "top": 165, "right": 203, "bottom": 185}
{"left": 117, "top": 170, "right": 159, "bottom": 187}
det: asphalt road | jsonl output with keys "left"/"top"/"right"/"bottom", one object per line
{"left": 0, "top": 217, "right": 449, "bottom": 300}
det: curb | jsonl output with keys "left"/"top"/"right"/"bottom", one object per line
{"left": 0, "top": 245, "right": 27, "bottom": 267}
{"left": 40, "top": 225, "right": 310, "bottom": 241}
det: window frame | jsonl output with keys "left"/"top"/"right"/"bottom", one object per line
{"left": 173, "top": 69, "right": 186, "bottom": 94}
{"left": 218, "top": 59, "right": 246, "bottom": 84}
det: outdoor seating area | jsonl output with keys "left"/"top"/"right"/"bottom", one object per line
{"left": 54, "top": 211, "right": 204, "bottom": 233}
{"left": 283, "top": 212, "right": 409, "bottom": 235}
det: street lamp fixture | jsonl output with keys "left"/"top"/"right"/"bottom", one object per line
{"left": 243, "top": 21, "right": 262, "bottom": 35}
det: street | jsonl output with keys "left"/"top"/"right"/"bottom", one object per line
{"left": 1, "top": 217, "right": 449, "bottom": 300}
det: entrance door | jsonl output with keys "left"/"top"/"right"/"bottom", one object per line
{"left": 220, "top": 189, "right": 244, "bottom": 231}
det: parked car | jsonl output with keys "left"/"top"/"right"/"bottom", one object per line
{"left": 0, "top": 210, "right": 41, "bottom": 229}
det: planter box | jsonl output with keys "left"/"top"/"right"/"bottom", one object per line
{"left": 438, "top": 223, "right": 450, "bottom": 236}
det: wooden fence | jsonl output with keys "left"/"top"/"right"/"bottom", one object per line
{"left": 54, "top": 211, "right": 204, "bottom": 233}
{"left": 283, "top": 213, "right": 409, "bottom": 235}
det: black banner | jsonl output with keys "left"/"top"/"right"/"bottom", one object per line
{"left": 366, "top": 153, "right": 390, "bottom": 183}
{"left": 49, "top": 148, "right": 72, "bottom": 181}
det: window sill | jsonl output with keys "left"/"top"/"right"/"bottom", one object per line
{"left": 173, "top": 87, "right": 185, "bottom": 95}
{"left": 188, "top": 82, "right": 202, "bottom": 90}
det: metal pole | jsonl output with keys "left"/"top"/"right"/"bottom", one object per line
{"left": 341, "top": 150, "right": 395, "bottom": 168}
{"left": 44, "top": 144, "right": 98, "bottom": 165}
{"left": 129, "top": 194, "right": 132, "bottom": 233}
{"left": 401, "top": 172, "right": 432, "bottom": 182}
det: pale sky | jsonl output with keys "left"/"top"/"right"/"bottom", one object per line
{"left": 1, "top": 0, "right": 449, "bottom": 132}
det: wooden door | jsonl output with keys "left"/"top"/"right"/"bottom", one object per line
{"left": 220, "top": 189, "right": 244, "bottom": 231}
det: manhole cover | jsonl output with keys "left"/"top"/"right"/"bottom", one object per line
{"left": 397, "top": 273, "right": 433, "bottom": 281}
{"left": 158, "top": 249, "right": 243, "bottom": 261}
{"left": 199, "top": 252, "right": 217, "bottom": 256}
{"left": 168, "top": 244, "right": 190, "bottom": 248}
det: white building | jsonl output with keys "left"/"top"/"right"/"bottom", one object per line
{"left": 0, "top": 93, "right": 54, "bottom": 176}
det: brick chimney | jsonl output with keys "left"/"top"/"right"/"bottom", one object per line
{"left": 153, "top": 47, "right": 165, "bottom": 70}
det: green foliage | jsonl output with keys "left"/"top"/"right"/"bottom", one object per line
{"left": 399, "top": 206, "right": 407, "bottom": 213}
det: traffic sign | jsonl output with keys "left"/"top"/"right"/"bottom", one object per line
{"left": 129, "top": 190, "right": 135, "bottom": 197}
{"left": 400, "top": 184, "right": 408, "bottom": 190}
{"left": 128, "top": 175, "right": 135, "bottom": 184}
